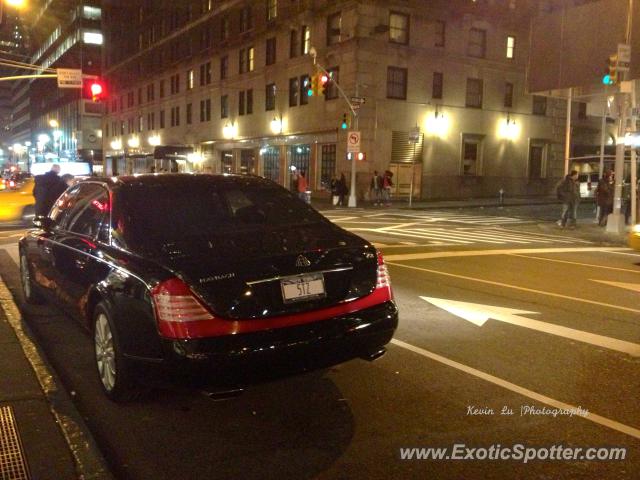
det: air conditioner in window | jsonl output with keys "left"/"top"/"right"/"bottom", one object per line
{"left": 374, "top": 24, "right": 390, "bottom": 34}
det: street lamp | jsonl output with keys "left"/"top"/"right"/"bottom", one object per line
{"left": 5, "top": 0, "right": 27, "bottom": 8}
{"left": 49, "top": 119, "right": 59, "bottom": 129}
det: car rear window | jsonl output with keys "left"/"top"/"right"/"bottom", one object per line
{"left": 115, "top": 181, "right": 326, "bottom": 251}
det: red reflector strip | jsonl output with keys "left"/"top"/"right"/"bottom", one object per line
{"left": 156, "top": 287, "right": 393, "bottom": 340}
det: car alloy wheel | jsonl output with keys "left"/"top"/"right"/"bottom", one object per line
{"left": 94, "top": 312, "right": 116, "bottom": 392}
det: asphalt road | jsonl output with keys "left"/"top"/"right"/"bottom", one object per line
{"left": 0, "top": 206, "right": 639, "bottom": 479}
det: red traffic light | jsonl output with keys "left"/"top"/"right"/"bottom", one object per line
{"left": 90, "top": 82, "right": 103, "bottom": 98}
{"left": 83, "top": 77, "right": 106, "bottom": 102}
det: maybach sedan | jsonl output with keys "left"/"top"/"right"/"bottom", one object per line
{"left": 19, "top": 174, "right": 398, "bottom": 401}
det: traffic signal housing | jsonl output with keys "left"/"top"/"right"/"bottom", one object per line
{"left": 83, "top": 77, "right": 106, "bottom": 102}
{"left": 602, "top": 54, "right": 618, "bottom": 85}
{"left": 341, "top": 113, "right": 349, "bottom": 129}
{"left": 308, "top": 73, "right": 320, "bottom": 96}
{"left": 320, "top": 73, "right": 330, "bottom": 96}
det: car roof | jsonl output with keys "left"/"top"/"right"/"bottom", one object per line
{"left": 81, "top": 173, "right": 276, "bottom": 190}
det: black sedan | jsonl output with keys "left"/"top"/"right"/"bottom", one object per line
{"left": 19, "top": 174, "right": 398, "bottom": 401}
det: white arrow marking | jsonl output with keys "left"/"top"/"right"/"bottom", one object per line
{"left": 591, "top": 280, "right": 640, "bottom": 293}
{"left": 420, "top": 296, "right": 640, "bottom": 357}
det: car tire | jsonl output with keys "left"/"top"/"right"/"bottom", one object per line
{"left": 20, "top": 253, "right": 44, "bottom": 305}
{"left": 93, "top": 302, "right": 143, "bottom": 402}
{"left": 21, "top": 205, "right": 35, "bottom": 226}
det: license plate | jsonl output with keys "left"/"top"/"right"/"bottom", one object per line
{"left": 280, "top": 273, "right": 326, "bottom": 303}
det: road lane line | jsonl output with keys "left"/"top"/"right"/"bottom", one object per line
{"left": 385, "top": 246, "right": 629, "bottom": 262}
{"left": 592, "top": 280, "right": 640, "bottom": 293}
{"left": 509, "top": 253, "right": 640, "bottom": 274}
{"left": 605, "top": 250, "right": 640, "bottom": 257}
{"left": 386, "top": 261, "right": 640, "bottom": 315}
{"left": 390, "top": 339, "right": 640, "bottom": 440}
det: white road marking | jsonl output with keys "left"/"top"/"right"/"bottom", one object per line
{"left": 385, "top": 246, "right": 629, "bottom": 262}
{"left": 604, "top": 250, "right": 640, "bottom": 257}
{"left": 421, "top": 296, "right": 640, "bottom": 357}
{"left": 510, "top": 253, "right": 640, "bottom": 274}
{"left": 592, "top": 280, "right": 640, "bottom": 293}
{"left": 391, "top": 339, "right": 640, "bottom": 440}
{"left": 386, "top": 261, "right": 640, "bottom": 315}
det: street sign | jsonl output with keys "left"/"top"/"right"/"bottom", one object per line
{"left": 347, "top": 130, "right": 361, "bottom": 153}
{"left": 617, "top": 43, "right": 631, "bottom": 71}
{"left": 57, "top": 68, "right": 82, "bottom": 89}
{"left": 350, "top": 96, "right": 365, "bottom": 104}
{"left": 408, "top": 127, "right": 421, "bottom": 144}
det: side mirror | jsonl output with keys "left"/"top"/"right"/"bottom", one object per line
{"left": 32, "top": 216, "right": 55, "bottom": 230}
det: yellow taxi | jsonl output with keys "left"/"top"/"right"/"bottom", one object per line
{"left": 0, "top": 176, "right": 35, "bottom": 225}
{"left": 630, "top": 224, "right": 640, "bottom": 251}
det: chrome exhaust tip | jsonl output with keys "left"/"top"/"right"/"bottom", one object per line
{"left": 361, "top": 347, "right": 386, "bottom": 362}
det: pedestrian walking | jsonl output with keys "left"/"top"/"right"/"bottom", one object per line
{"left": 556, "top": 169, "right": 580, "bottom": 228}
{"left": 382, "top": 170, "right": 393, "bottom": 207}
{"left": 33, "top": 164, "right": 67, "bottom": 216}
{"left": 370, "top": 170, "right": 383, "bottom": 206}
{"left": 595, "top": 170, "right": 614, "bottom": 226}
{"left": 337, "top": 173, "right": 348, "bottom": 207}
{"left": 297, "top": 170, "right": 310, "bottom": 204}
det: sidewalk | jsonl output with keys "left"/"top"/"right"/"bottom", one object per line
{"left": 0, "top": 275, "right": 112, "bottom": 479}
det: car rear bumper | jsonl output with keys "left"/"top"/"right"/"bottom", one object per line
{"left": 127, "top": 300, "right": 398, "bottom": 387}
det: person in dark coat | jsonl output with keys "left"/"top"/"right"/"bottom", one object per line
{"left": 556, "top": 170, "right": 580, "bottom": 228}
{"left": 33, "top": 165, "right": 67, "bottom": 216}
{"left": 595, "top": 170, "right": 614, "bottom": 226}
{"left": 337, "top": 173, "right": 348, "bottom": 207}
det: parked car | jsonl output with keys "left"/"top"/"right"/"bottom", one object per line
{"left": 19, "top": 174, "right": 398, "bottom": 401}
{"left": 0, "top": 176, "right": 35, "bottom": 225}
{"left": 578, "top": 173, "right": 600, "bottom": 199}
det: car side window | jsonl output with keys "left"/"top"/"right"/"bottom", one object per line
{"left": 65, "top": 184, "right": 109, "bottom": 238}
{"left": 49, "top": 185, "right": 81, "bottom": 228}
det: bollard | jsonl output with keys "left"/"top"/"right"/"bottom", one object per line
{"left": 499, "top": 188, "right": 505, "bottom": 207}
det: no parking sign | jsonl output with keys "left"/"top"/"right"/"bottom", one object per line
{"left": 347, "top": 131, "right": 361, "bottom": 153}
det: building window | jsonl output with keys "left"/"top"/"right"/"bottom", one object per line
{"left": 528, "top": 143, "right": 545, "bottom": 180}
{"left": 290, "top": 29, "right": 299, "bottom": 58}
{"left": 111, "top": 99, "right": 117, "bottom": 112}
{"left": 465, "top": 78, "right": 483, "bottom": 108}
{"left": 148, "top": 112, "right": 155, "bottom": 130}
{"left": 300, "top": 75, "right": 310, "bottom": 105}
{"left": 160, "top": 110, "right": 165, "bottom": 128}
{"left": 248, "top": 47, "right": 254, "bottom": 71}
{"left": 159, "top": 79, "right": 165, "bottom": 98}
{"left": 506, "top": 36, "right": 516, "bottom": 59}
{"left": 220, "top": 55, "right": 228, "bottom": 79}
{"left": 432, "top": 72, "right": 443, "bottom": 99}
{"left": 170, "top": 74, "right": 180, "bottom": 94}
{"left": 138, "top": 115, "right": 143, "bottom": 132}
{"left": 320, "top": 144, "right": 336, "bottom": 190}
{"left": 221, "top": 16, "right": 229, "bottom": 40}
{"left": 127, "top": 91, "right": 134, "bottom": 107}
{"left": 266, "top": 37, "right": 276, "bottom": 65}
{"left": 532, "top": 95, "right": 547, "bottom": 115}
{"left": 389, "top": 12, "right": 409, "bottom": 45}
{"left": 187, "top": 69, "right": 194, "bottom": 90}
{"left": 239, "top": 91, "right": 245, "bottom": 115}
{"left": 186, "top": 103, "right": 192, "bottom": 124}
{"left": 267, "top": 0, "right": 277, "bottom": 21}
{"left": 435, "top": 20, "right": 445, "bottom": 47}
{"left": 325, "top": 67, "right": 339, "bottom": 100}
{"left": 200, "top": 99, "right": 211, "bottom": 121}
{"left": 462, "top": 136, "right": 483, "bottom": 176}
{"left": 146, "top": 83, "right": 155, "bottom": 101}
{"left": 200, "top": 62, "right": 211, "bottom": 85}
{"left": 170, "top": 106, "right": 180, "bottom": 127}
{"left": 240, "top": 5, "right": 253, "bottom": 32}
{"left": 289, "top": 77, "right": 299, "bottom": 107}
{"left": 578, "top": 102, "right": 587, "bottom": 119}
{"left": 387, "top": 66, "right": 407, "bottom": 100}
{"left": 246, "top": 89, "right": 253, "bottom": 114}
{"left": 138, "top": 88, "right": 143, "bottom": 105}
{"left": 504, "top": 82, "right": 514, "bottom": 108}
{"left": 468, "top": 28, "right": 487, "bottom": 58}
{"left": 221, "top": 95, "right": 229, "bottom": 118}
{"left": 265, "top": 83, "right": 276, "bottom": 111}
{"left": 239, "top": 49, "right": 247, "bottom": 73}
{"left": 239, "top": 47, "right": 254, "bottom": 73}
{"left": 302, "top": 26, "right": 311, "bottom": 54}
{"left": 327, "top": 12, "right": 341, "bottom": 46}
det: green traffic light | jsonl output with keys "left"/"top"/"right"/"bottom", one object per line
{"left": 602, "top": 74, "right": 613, "bottom": 85}
{"left": 341, "top": 122, "right": 348, "bottom": 129}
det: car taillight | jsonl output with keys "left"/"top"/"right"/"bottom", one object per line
{"left": 376, "top": 251, "right": 393, "bottom": 299}
{"left": 9, "top": 180, "right": 15, "bottom": 188}
{"left": 150, "top": 278, "right": 215, "bottom": 338}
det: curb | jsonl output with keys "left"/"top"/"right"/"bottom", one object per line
{"left": 0, "top": 276, "right": 114, "bottom": 480}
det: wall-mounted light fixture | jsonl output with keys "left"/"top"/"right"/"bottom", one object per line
{"left": 110, "top": 139, "right": 122, "bottom": 150}
{"left": 425, "top": 105, "right": 448, "bottom": 137}
{"left": 498, "top": 113, "right": 520, "bottom": 141}
{"left": 223, "top": 121, "right": 237, "bottom": 139}
{"left": 270, "top": 116, "right": 283, "bottom": 134}
{"left": 127, "top": 136, "right": 140, "bottom": 148}
{"left": 148, "top": 134, "right": 161, "bottom": 146}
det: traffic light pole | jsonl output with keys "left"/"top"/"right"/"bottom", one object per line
{"left": 310, "top": 51, "right": 359, "bottom": 207}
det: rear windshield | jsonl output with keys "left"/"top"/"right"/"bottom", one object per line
{"left": 114, "top": 182, "right": 326, "bottom": 251}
